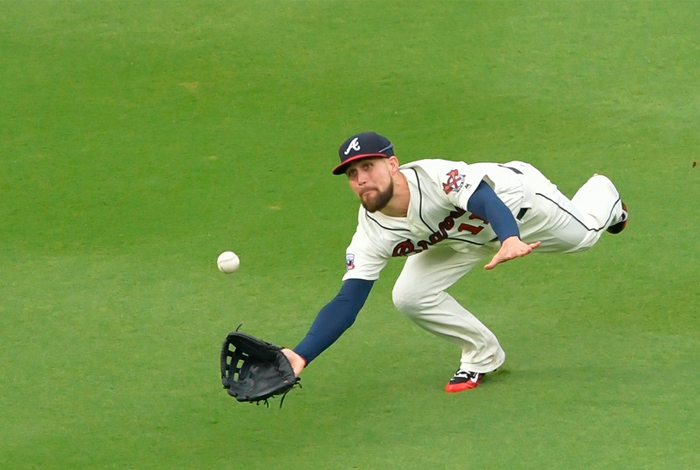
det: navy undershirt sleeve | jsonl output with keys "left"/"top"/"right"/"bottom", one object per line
{"left": 467, "top": 180, "right": 521, "bottom": 242}
{"left": 293, "top": 278, "right": 374, "bottom": 365}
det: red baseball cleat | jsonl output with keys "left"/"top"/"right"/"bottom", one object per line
{"left": 445, "top": 369, "right": 483, "bottom": 393}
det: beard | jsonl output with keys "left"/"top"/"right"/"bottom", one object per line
{"left": 361, "top": 181, "right": 394, "bottom": 213}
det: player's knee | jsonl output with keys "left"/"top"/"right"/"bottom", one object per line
{"left": 392, "top": 283, "right": 435, "bottom": 317}
{"left": 392, "top": 284, "right": 419, "bottom": 315}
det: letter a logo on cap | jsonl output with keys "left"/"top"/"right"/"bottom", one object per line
{"left": 344, "top": 137, "right": 361, "bottom": 155}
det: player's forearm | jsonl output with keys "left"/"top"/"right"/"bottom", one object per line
{"left": 293, "top": 279, "right": 374, "bottom": 365}
{"left": 467, "top": 180, "right": 520, "bottom": 242}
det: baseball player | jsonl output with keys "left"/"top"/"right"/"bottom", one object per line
{"left": 282, "top": 132, "right": 628, "bottom": 392}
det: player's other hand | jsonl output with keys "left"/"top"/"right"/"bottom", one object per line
{"left": 484, "top": 236, "right": 541, "bottom": 270}
{"left": 282, "top": 348, "right": 307, "bottom": 377}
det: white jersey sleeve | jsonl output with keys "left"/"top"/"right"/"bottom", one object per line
{"left": 403, "top": 159, "right": 524, "bottom": 216}
{"left": 342, "top": 208, "right": 391, "bottom": 281}
{"left": 401, "top": 159, "right": 489, "bottom": 210}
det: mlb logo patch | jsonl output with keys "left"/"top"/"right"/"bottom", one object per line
{"left": 345, "top": 253, "right": 355, "bottom": 270}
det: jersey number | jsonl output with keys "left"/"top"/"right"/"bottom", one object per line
{"left": 458, "top": 214, "right": 488, "bottom": 235}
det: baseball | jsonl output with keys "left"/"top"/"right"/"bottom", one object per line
{"left": 217, "top": 251, "right": 240, "bottom": 274}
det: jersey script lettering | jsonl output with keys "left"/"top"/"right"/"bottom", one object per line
{"left": 391, "top": 208, "right": 489, "bottom": 256}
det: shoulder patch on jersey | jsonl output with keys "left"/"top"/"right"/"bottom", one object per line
{"left": 345, "top": 253, "right": 356, "bottom": 270}
{"left": 442, "top": 169, "right": 470, "bottom": 195}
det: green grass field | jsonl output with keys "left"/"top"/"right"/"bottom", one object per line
{"left": 1, "top": 1, "right": 699, "bottom": 468}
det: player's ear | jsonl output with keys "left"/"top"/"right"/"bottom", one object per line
{"left": 387, "top": 156, "right": 400, "bottom": 173}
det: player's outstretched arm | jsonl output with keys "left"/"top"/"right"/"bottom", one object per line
{"left": 484, "top": 236, "right": 541, "bottom": 270}
{"left": 287, "top": 279, "right": 374, "bottom": 376}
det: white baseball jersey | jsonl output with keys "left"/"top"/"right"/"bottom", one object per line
{"left": 343, "top": 159, "right": 529, "bottom": 281}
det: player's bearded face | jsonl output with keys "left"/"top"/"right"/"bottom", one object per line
{"left": 360, "top": 180, "right": 394, "bottom": 213}
{"left": 346, "top": 158, "right": 395, "bottom": 213}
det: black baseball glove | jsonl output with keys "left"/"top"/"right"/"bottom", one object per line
{"left": 220, "top": 330, "right": 300, "bottom": 406}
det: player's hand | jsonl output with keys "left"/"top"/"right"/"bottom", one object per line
{"left": 484, "top": 236, "right": 541, "bottom": 270}
{"left": 282, "top": 348, "right": 307, "bottom": 377}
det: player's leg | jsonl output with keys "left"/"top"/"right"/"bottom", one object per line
{"left": 391, "top": 245, "right": 505, "bottom": 375}
{"left": 506, "top": 162, "right": 625, "bottom": 253}
{"left": 570, "top": 174, "right": 627, "bottom": 236}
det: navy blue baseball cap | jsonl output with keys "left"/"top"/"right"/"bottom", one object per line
{"left": 333, "top": 132, "right": 394, "bottom": 175}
